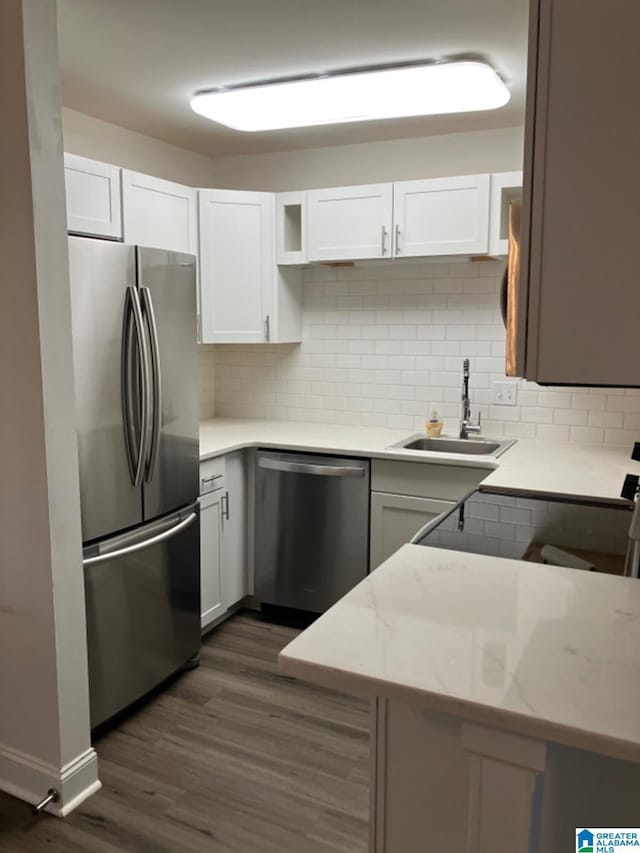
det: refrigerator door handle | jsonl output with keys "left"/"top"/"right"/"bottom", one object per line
{"left": 140, "top": 286, "right": 162, "bottom": 482}
{"left": 83, "top": 511, "right": 197, "bottom": 567}
{"left": 122, "top": 286, "right": 150, "bottom": 487}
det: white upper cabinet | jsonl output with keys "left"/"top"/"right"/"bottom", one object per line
{"left": 64, "top": 153, "right": 122, "bottom": 239}
{"left": 307, "top": 183, "right": 393, "bottom": 261}
{"left": 519, "top": 0, "right": 640, "bottom": 386}
{"left": 122, "top": 170, "right": 198, "bottom": 255}
{"left": 199, "top": 189, "right": 272, "bottom": 344}
{"left": 393, "top": 175, "right": 490, "bottom": 257}
{"left": 489, "top": 171, "right": 523, "bottom": 257}
{"left": 199, "top": 189, "right": 302, "bottom": 345}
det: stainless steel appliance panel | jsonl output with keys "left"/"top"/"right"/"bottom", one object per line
{"left": 255, "top": 451, "right": 370, "bottom": 612}
{"left": 68, "top": 237, "right": 143, "bottom": 541}
{"left": 138, "top": 247, "right": 199, "bottom": 521}
{"left": 83, "top": 504, "right": 200, "bottom": 728}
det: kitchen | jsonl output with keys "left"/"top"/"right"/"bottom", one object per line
{"left": 2, "top": 0, "right": 640, "bottom": 851}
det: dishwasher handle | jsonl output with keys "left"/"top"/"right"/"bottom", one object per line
{"left": 258, "top": 457, "right": 366, "bottom": 478}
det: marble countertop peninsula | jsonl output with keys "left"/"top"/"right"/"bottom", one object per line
{"left": 279, "top": 544, "right": 640, "bottom": 763}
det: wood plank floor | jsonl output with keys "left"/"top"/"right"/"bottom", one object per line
{"left": 0, "top": 612, "right": 369, "bottom": 852}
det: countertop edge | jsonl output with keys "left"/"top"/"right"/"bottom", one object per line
{"left": 200, "top": 437, "right": 500, "bottom": 470}
{"left": 278, "top": 650, "right": 640, "bottom": 765}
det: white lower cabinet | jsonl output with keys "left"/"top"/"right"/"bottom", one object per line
{"left": 221, "top": 451, "right": 247, "bottom": 610}
{"left": 199, "top": 485, "right": 225, "bottom": 629}
{"left": 370, "top": 493, "right": 454, "bottom": 570}
{"left": 199, "top": 452, "right": 248, "bottom": 632}
{"left": 370, "top": 459, "right": 492, "bottom": 570}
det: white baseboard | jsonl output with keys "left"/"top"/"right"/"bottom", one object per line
{"left": 0, "top": 742, "right": 100, "bottom": 816}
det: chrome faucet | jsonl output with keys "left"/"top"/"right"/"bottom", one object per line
{"left": 460, "top": 358, "right": 481, "bottom": 439}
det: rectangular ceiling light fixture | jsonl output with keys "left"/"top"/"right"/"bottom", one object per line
{"left": 190, "top": 61, "right": 510, "bottom": 132}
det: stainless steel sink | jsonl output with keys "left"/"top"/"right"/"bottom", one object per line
{"left": 387, "top": 434, "right": 516, "bottom": 457}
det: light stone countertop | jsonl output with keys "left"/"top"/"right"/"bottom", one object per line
{"left": 279, "top": 544, "right": 640, "bottom": 763}
{"left": 200, "top": 417, "right": 640, "bottom": 504}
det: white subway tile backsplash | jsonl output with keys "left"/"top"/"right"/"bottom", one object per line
{"left": 553, "top": 409, "right": 588, "bottom": 426}
{"left": 570, "top": 426, "right": 605, "bottom": 443}
{"left": 206, "top": 262, "right": 640, "bottom": 445}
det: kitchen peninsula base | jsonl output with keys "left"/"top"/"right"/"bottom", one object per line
{"left": 280, "top": 545, "right": 640, "bottom": 852}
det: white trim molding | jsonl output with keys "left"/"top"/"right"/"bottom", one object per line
{"left": 0, "top": 743, "right": 101, "bottom": 817}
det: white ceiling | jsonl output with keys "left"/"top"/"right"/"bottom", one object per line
{"left": 57, "top": 0, "right": 529, "bottom": 158}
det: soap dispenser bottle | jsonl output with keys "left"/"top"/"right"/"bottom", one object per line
{"left": 426, "top": 408, "right": 443, "bottom": 437}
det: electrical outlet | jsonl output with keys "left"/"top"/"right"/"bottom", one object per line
{"left": 492, "top": 380, "right": 518, "bottom": 406}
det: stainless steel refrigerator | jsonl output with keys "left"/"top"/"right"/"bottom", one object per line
{"left": 68, "top": 237, "right": 200, "bottom": 729}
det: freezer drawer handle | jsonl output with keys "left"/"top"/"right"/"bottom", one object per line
{"left": 258, "top": 457, "right": 366, "bottom": 478}
{"left": 83, "top": 512, "right": 197, "bottom": 567}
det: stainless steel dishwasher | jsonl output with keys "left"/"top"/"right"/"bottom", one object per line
{"left": 255, "top": 450, "right": 370, "bottom": 613}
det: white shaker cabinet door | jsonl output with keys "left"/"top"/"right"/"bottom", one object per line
{"left": 64, "top": 153, "right": 122, "bottom": 239}
{"left": 221, "top": 451, "right": 248, "bottom": 610}
{"left": 370, "top": 492, "right": 455, "bottom": 570}
{"left": 199, "top": 488, "right": 225, "bottom": 631}
{"left": 393, "top": 175, "right": 490, "bottom": 257}
{"left": 122, "top": 170, "right": 198, "bottom": 255}
{"left": 307, "top": 183, "right": 393, "bottom": 261}
{"left": 199, "top": 189, "right": 273, "bottom": 344}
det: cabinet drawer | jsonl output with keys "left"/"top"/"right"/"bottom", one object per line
{"left": 200, "top": 456, "right": 225, "bottom": 495}
{"left": 372, "top": 459, "right": 490, "bottom": 501}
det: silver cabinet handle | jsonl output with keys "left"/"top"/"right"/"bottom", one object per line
{"left": 121, "top": 286, "right": 150, "bottom": 488}
{"left": 258, "top": 457, "right": 366, "bottom": 477}
{"left": 265, "top": 314, "right": 271, "bottom": 342}
{"left": 222, "top": 490, "right": 230, "bottom": 521}
{"left": 140, "top": 286, "right": 161, "bottom": 483}
{"left": 381, "top": 225, "right": 388, "bottom": 256}
{"left": 200, "top": 473, "right": 224, "bottom": 495}
{"left": 201, "top": 474, "right": 223, "bottom": 486}
{"left": 395, "top": 223, "right": 401, "bottom": 255}
{"left": 83, "top": 512, "right": 197, "bottom": 567}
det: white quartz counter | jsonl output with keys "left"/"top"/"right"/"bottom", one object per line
{"left": 200, "top": 417, "right": 640, "bottom": 504}
{"left": 279, "top": 544, "right": 640, "bottom": 763}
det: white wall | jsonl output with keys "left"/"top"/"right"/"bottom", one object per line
{"left": 62, "top": 106, "right": 214, "bottom": 186}
{"left": 0, "top": 0, "right": 98, "bottom": 814}
{"left": 207, "top": 126, "right": 524, "bottom": 191}
{"left": 214, "top": 263, "right": 640, "bottom": 445}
